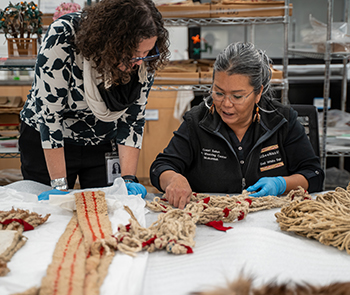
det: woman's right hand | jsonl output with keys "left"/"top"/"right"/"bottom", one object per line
{"left": 160, "top": 171, "right": 192, "bottom": 209}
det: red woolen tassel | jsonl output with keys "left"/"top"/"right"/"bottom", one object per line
{"left": 142, "top": 235, "right": 157, "bottom": 248}
{"left": 223, "top": 207, "right": 231, "bottom": 218}
{"left": 205, "top": 220, "right": 233, "bottom": 231}
{"left": 0, "top": 219, "right": 34, "bottom": 231}
{"left": 238, "top": 211, "right": 245, "bottom": 221}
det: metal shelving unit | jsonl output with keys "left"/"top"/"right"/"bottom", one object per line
{"left": 0, "top": 60, "right": 35, "bottom": 159}
{"left": 0, "top": 59, "right": 36, "bottom": 71}
{"left": 0, "top": 3, "right": 292, "bottom": 158}
{"left": 154, "top": 0, "right": 291, "bottom": 103}
{"left": 152, "top": 80, "right": 287, "bottom": 92}
{"left": 288, "top": 0, "right": 350, "bottom": 190}
{"left": 0, "top": 149, "right": 19, "bottom": 159}
{"left": 163, "top": 16, "right": 286, "bottom": 27}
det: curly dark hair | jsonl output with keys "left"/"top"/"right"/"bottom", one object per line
{"left": 75, "top": 0, "right": 170, "bottom": 84}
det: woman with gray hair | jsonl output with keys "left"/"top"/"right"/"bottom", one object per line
{"left": 150, "top": 42, "right": 324, "bottom": 209}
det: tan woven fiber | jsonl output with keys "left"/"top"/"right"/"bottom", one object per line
{"left": 39, "top": 213, "right": 86, "bottom": 295}
{"left": 0, "top": 208, "right": 50, "bottom": 232}
{"left": 11, "top": 287, "right": 40, "bottom": 295}
{"left": 276, "top": 184, "right": 350, "bottom": 254}
{"left": 0, "top": 258, "right": 10, "bottom": 276}
{"left": 35, "top": 190, "right": 116, "bottom": 295}
{"left": 115, "top": 207, "right": 196, "bottom": 255}
{"left": 114, "top": 190, "right": 309, "bottom": 256}
{"left": 146, "top": 188, "right": 308, "bottom": 217}
{"left": 0, "top": 208, "right": 50, "bottom": 277}
{"left": 75, "top": 190, "right": 116, "bottom": 295}
{"left": 0, "top": 231, "right": 27, "bottom": 263}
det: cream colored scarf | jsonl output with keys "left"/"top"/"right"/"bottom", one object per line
{"left": 83, "top": 59, "right": 148, "bottom": 122}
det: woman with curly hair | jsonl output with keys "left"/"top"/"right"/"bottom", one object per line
{"left": 19, "top": 0, "right": 170, "bottom": 199}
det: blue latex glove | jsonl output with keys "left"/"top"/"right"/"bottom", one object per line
{"left": 125, "top": 182, "right": 147, "bottom": 199}
{"left": 246, "top": 176, "right": 286, "bottom": 198}
{"left": 38, "top": 189, "right": 70, "bottom": 201}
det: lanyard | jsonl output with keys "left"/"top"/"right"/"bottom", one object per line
{"left": 111, "top": 139, "right": 118, "bottom": 154}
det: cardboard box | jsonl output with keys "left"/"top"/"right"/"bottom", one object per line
{"left": 271, "top": 67, "right": 283, "bottom": 80}
{"left": 154, "top": 61, "right": 200, "bottom": 85}
{"left": 198, "top": 66, "right": 282, "bottom": 84}
{"left": 41, "top": 14, "right": 54, "bottom": 26}
{"left": 210, "top": 2, "right": 293, "bottom": 18}
{"left": 316, "top": 43, "right": 350, "bottom": 53}
{"left": 154, "top": 72, "right": 200, "bottom": 85}
{"left": 0, "top": 113, "right": 20, "bottom": 125}
{"left": 199, "top": 68, "right": 213, "bottom": 84}
{"left": 157, "top": 3, "right": 210, "bottom": 18}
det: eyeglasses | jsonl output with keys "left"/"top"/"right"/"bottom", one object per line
{"left": 210, "top": 89, "right": 254, "bottom": 105}
{"left": 130, "top": 44, "right": 160, "bottom": 63}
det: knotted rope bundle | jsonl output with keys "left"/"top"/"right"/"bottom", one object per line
{"left": 114, "top": 206, "right": 196, "bottom": 256}
{"left": 0, "top": 208, "right": 50, "bottom": 233}
{"left": 113, "top": 190, "right": 309, "bottom": 256}
{"left": 146, "top": 194, "right": 249, "bottom": 225}
{"left": 146, "top": 194, "right": 250, "bottom": 224}
{"left": 0, "top": 208, "right": 50, "bottom": 276}
{"left": 275, "top": 184, "right": 350, "bottom": 254}
{"left": 146, "top": 190, "right": 307, "bottom": 219}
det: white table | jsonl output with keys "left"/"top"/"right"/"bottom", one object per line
{"left": 1, "top": 180, "right": 350, "bottom": 295}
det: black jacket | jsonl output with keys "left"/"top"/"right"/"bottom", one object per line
{"left": 150, "top": 98, "right": 324, "bottom": 193}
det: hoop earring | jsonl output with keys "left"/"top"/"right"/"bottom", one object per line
{"left": 253, "top": 105, "right": 260, "bottom": 123}
{"left": 209, "top": 104, "right": 215, "bottom": 115}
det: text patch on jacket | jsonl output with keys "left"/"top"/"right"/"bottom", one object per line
{"left": 201, "top": 147, "right": 227, "bottom": 162}
{"left": 259, "top": 144, "right": 284, "bottom": 172}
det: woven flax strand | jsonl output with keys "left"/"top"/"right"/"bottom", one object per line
{"left": 276, "top": 184, "right": 350, "bottom": 254}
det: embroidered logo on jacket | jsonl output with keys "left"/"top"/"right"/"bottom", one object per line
{"left": 201, "top": 148, "right": 227, "bottom": 162}
{"left": 259, "top": 144, "right": 284, "bottom": 172}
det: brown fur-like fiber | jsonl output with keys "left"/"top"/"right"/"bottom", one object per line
{"left": 192, "top": 277, "right": 350, "bottom": 295}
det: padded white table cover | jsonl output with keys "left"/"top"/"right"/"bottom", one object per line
{"left": 1, "top": 180, "right": 350, "bottom": 295}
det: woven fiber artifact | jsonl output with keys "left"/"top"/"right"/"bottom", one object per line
{"left": 18, "top": 190, "right": 116, "bottom": 295}
{"left": 113, "top": 189, "right": 308, "bottom": 256}
{"left": 276, "top": 184, "right": 350, "bottom": 254}
{"left": 0, "top": 208, "right": 50, "bottom": 276}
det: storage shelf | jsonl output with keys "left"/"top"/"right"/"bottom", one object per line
{"left": 152, "top": 80, "right": 287, "bottom": 92}
{"left": 0, "top": 58, "right": 36, "bottom": 70}
{"left": 326, "top": 151, "right": 350, "bottom": 157}
{"left": 0, "top": 149, "right": 19, "bottom": 158}
{"left": 161, "top": 1, "right": 289, "bottom": 103}
{"left": 152, "top": 84, "right": 211, "bottom": 91}
{"left": 288, "top": 48, "right": 350, "bottom": 60}
{"left": 0, "top": 4, "right": 291, "bottom": 158}
{"left": 0, "top": 153, "right": 19, "bottom": 158}
{"left": 164, "top": 16, "right": 287, "bottom": 27}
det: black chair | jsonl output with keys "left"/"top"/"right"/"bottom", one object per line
{"left": 291, "top": 104, "right": 320, "bottom": 157}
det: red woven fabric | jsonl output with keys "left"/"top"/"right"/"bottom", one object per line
{"left": 0, "top": 219, "right": 34, "bottom": 231}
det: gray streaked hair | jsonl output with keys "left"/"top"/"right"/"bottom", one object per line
{"left": 213, "top": 42, "right": 274, "bottom": 100}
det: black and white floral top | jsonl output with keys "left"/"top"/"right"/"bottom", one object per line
{"left": 20, "top": 12, "right": 153, "bottom": 149}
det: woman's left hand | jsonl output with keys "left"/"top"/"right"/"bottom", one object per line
{"left": 38, "top": 189, "right": 70, "bottom": 201}
{"left": 246, "top": 176, "right": 286, "bottom": 197}
{"left": 125, "top": 182, "right": 147, "bottom": 199}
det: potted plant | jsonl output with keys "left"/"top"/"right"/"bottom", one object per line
{"left": 0, "top": 1, "right": 42, "bottom": 58}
